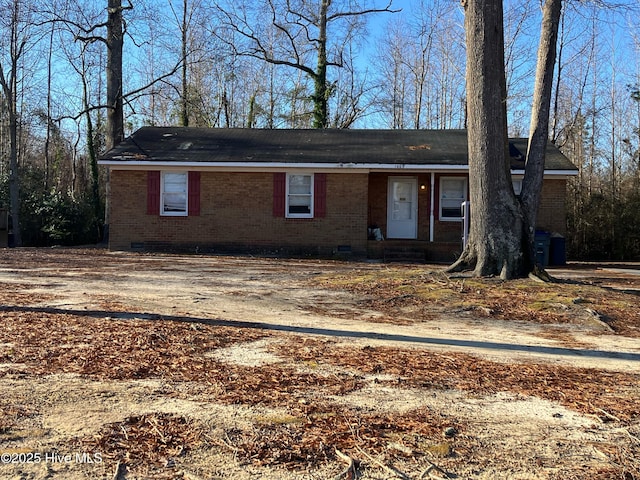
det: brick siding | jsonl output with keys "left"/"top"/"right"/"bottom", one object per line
{"left": 109, "top": 170, "right": 369, "bottom": 255}
{"left": 536, "top": 178, "right": 568, "bottom": 235}
{"left": 109, "top": 170, "right": 567, "bottom": 257}
{"left": 367, "top": 173, "right": 568, "bottom": 242}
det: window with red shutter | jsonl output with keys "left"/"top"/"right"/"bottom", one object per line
{"left": 161, "top": 172, "right": 188, "bottom": 216}
{"left": 275, "top": 172, "right": 326, "bottom": 218}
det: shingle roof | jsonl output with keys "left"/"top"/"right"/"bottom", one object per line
{"left": 100, "top": 127, "right": 577, "bottom": 172}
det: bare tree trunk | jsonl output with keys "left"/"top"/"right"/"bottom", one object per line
{"left": 7, "top": 108, "right": 21, "bottom": 247}
{"left": 550, "top": 6, "right": 565, "bottom": 142}
{"left": 45, "top": 22, "right": 55, "bottom": 191}
{"left": 312, "top": 0, "right": 330, "bottom": 128}
{"left": 80, "top": 48, "right": 103, "bottom": 239}
{"left": 520, "top": 0, "right": 563, "bottom": 268}
{"left": 106, "top": 0, "right": 125, "bottom": 151}
{"left": 180, "top": 0, "right": 189, "bottom": 127}
{"left": 104, "top": 0, "right": 129, "bottom": 241}
{"left": 448, "top": 0, "right": 524, "bottom": 279}
{"left": 0, "top": 0, "right": 24, "bottom": 247}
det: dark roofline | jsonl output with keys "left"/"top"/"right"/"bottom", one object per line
{"left": 99, "top": 127, "right": 578, "bottom": 173}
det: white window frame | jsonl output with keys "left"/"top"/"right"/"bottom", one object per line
{"left": 439, "top": 177, "right": 467, "bottom": 221}
{"left": 161, "top": 171, "right": 188, "bottom": 216}
{"left": 286, "top": 173, "right": 314, "bottom": 218}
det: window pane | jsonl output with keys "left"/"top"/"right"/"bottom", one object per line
{"left": 441, "top": 205, "right": 462, "bottom": 218}
{"left": 392, "top": 181, "right": 413, "bottom": 221}
{"left": 287, "top": 174, "right": 313, "bottom": 217}
{"left": 440, "top": 178, "right": 465, "bottom": 219}
{"left": 289, "top": 175, "right": 311, "bottom": 194}
{"left": 512, "top": 179, "right": 523, "bottom": 195}
{"left": 441, "top": 179, "right": 465, "bottom": 200}
{"left": 163, "top": 172, "right": 187, "bottom": 214}
{"left": 164, "top": 193, "right": 186, "bottom": 212}
{"left": 288, "top": 195, "right": 311, "bottom": 214}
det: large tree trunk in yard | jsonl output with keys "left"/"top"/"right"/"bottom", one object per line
{"left": 106, "top": 0, "right": 125, "bottom": 151}
{"left": 103, "top": 0, "right": 128, "bottom": 242}
{"left": 520, "top": 0, "right": 563, "bottom": 269}
{"left": 447, "top": 0, "right": 525, "bottom": 279}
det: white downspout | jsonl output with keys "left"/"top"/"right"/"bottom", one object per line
{"left": 429, "top": 172, "right": 435, "bottom": 242}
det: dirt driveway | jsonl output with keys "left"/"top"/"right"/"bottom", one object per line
{"left": 0, "top": 248, "right": 639, "bottom": 479}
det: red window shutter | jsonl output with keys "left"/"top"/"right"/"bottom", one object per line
{"left": 147, "top": 171, "right": 161, "bottom": 215}
{"left": 273, "top": 172, "right": 286, "bottom": 217}
{"left": 314, "top": 173, "right": 327, "bottom": 217}
{"left": 188, "top": 171, "right": 201, "bottom": 216}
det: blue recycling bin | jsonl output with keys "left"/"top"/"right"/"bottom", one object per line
{"left": 535, "top": 231, "right": 550, "bottom": 267}
{"left": 550, "top": 235, "right": 566, "bottom": 266}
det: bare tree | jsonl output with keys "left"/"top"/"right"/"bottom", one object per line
{"left": 0, "top": 0, "right": 32, "bottom": 246}
{"left": 215, "top": 0, "right": 398, "bottom": 128}
{"left": 165, "top": 0, "right": 210, "bottom": 127}
{"left": 375, "top": 18, "right": 409, "bottom": 128}
{"left": 448, "top": 0, "right": 565, "bottom": 278}
{"left": 373, "top": 1, "right": 465, "bottom": 130}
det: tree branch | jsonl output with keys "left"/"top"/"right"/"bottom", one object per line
{"left": 54, "top": 60, "right": 183, "bottom": 123}
{"left": 327, "top": 2, "right": 401, "bottom": 22}
{"left": 214, "top": 5, "right": 316, "bottom": 77}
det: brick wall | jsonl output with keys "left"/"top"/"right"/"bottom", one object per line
{"left": 109, "top": 170, "right": 369, "bottom": 255}
{"left": 367, "top": 173, "right": 568, "bottom": 241}
{"left": 536, "top": 178, "right": 568, "bottom": 235}
{"left": 109, "top": 170, "right": 568, "bottom": 256}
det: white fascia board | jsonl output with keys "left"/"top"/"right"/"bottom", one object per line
{"left": 97, "top": 160, "right": 471, "bottom": 172}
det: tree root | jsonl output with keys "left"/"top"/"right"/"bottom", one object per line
{"left": 334, "top": 448, "right": 357, "bottom": 480}
{"left": 528, "top": 264, "right": 557, "bottom": 283}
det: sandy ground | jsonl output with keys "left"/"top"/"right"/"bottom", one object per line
{"left": 0, "top": 248, "right": 639, "bottom": 479}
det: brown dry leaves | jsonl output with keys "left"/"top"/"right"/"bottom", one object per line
{"left": 274, "top": 338, "right": 640, "bottom": 423}
{"left": 226, "top": 405, "right": 454, "bottom": 469}
{"left": 81, "top": 413, "right": 202, "bottom": 468}
{"left": 0, "top": 308, "right": 261, "bottom": 380}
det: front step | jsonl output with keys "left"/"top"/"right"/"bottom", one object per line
{"left": 383, "top": 246, "right": 427, "bottom": 263}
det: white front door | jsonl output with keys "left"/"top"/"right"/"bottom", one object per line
{"left": 387, "top": 177, "right": 418, "bottom": 239}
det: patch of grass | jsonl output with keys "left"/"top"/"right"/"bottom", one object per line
{"left": 254, "top": 414, "right": 305, "bottom": 426}
{"left": 424, "top": 441, "right": 453, "bottom": 458}
{"left": 312, "top": 267, "right": 640, "bottom": 332}
{"left": 303, "top": 360, "right": 319, "bottom": 369}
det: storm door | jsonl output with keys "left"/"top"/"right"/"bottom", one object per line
{"left": 387, "top": 177, "right": 418, "bottom": 239}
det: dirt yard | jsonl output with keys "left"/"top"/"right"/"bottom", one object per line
{"left": 0, "top": 248, "right": 639, "bottom": 480}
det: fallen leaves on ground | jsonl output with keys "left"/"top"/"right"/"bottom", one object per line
{"left": 273, "top": 337, "right": 640, "bottom": 423}
{"left": 225, "top": 404, "right": 455, "bottom": 469}
{"left": 78, "top": 413, "right": 203, "bottom": 477}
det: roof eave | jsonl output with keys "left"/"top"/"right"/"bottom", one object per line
{"left": 98, "top": 159, "right": 578, "bottom": 176}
